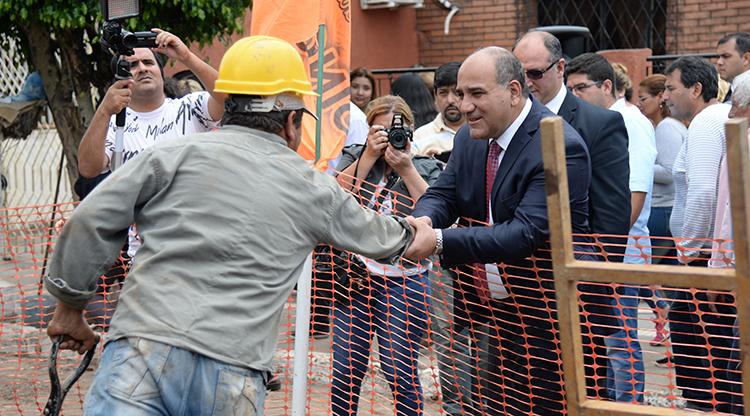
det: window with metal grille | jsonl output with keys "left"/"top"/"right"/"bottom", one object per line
{"left": 531, "top": 0, "right": 669, "bottom": 55}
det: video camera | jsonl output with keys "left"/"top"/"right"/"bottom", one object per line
{"left": 99, "top": 0, "right": 156, "bottom": 57}
{"left": 385, "top": 113, "right": 413, "bottom": 151}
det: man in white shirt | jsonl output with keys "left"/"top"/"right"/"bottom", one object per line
{"left": 410, "top": 60, "right": 473, "bottom": 415}
{"left": 663, "top": 56, "right": 735, "bottom": 412}
{"left": 412, "top": 61, "right": 464, "bottom": 162}
{"left": 78, "top": 29, "right": 225, "bottom": 179}
{"left": 566, "top": 52, "right": 657, "bottom": 404}
{"left": 717, "top": 32, "right": 750, "bottom": 103}
{"left": 74, "top": 29, "right": 226, "bottom": 327}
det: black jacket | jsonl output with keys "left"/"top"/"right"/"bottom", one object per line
{"left": 559, "top": 90, "right": 631, "bottom": 260}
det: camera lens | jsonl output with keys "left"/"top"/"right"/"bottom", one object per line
{"left": 388, "top": 130, "right": 408, "bottom": 150}
{"left": 121, "top": 32, "right": 138, "bottom": 49}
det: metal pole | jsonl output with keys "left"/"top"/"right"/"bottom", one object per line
{"left": 291, "top": 253, "right": 313, "bottom": 416}
{"left": 314, "top": 24, "right": 326, "bottom": 163}
{"left": 39, "top": 145, "right": 65, "bottom": 291}
{"left": 111, "top": 56, "right": 131, "bottom": 171}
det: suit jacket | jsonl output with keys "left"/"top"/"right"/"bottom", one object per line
{"left": 414, "top": 99, "right": 591, "bottom": 266}
{"left": 558, "top": 90, "right": 631, "bottom": 259}
{"left": 413, "top": 99, "right": 616, "bottom": 336}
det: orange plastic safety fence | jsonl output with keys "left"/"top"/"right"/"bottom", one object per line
{"left": 0, "top": 196, "right": 742, "bottom": 415}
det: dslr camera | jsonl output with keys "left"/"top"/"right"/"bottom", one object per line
{"left": 99, "top": 0, "right": 157, "bottom": 57}
{"left": 385, "top": 113, "right": 413, "bottom": 151}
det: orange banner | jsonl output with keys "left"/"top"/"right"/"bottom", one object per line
{"left": 251, "top": 0, "right": 351, "bottom": 170}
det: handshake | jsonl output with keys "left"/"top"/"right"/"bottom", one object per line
{"left": 403, "top": 216, "right": 439, "bottom": 261}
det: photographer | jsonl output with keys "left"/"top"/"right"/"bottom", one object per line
{"left": 78, "top": 28, "right": 225, "bottom": 180}
{"left": 332, "top": 95, "right": 442, "bottom": 416}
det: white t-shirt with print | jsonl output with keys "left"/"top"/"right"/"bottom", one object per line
{"left": 103, "top": 91, "right": 219, "bottom": 257}
{"left": 104, "top": 91, "right": 218, "bottom": 167}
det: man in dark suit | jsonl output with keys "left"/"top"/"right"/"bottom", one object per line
{"left": 513, "top": 32, "right": 630, "bottom": 400}
{"left": 408, "top": 47, "right": 613, "bottom": 416}
{"left": 514, "top": 31, "right": 631, "bottom": 258}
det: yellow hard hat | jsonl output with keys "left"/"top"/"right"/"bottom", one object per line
{"left": 214, "top": 36, "right": 317, "bottom": 97}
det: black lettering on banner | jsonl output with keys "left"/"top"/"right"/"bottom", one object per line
{"left": 333, "top": 101, "right": 349, "bottom": 132}
{"left": 299, "top": 37, "right": 350, "bottom": 139}
{"left": 337, "top": 0, "right": 351, "bottom": 23}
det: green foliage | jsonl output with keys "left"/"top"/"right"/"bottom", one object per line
{"left": 0, "top": 0, "right": 250, "bottom": 44}
{"left": 0, "top": 0, "right": 250, "bottom": 72}
{"left": 0, "top": 0, "right": 251, "bottom": 177}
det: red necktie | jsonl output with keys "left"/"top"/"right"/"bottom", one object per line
{"left": 485, "top": 140, "right": 502, "bottom": 217}
{"left": 474, "top": 140, "right": 502, "bottom": 304}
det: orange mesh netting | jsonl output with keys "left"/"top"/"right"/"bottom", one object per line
{"left": 0, "top": 187, "right": 741, "bottom": 414}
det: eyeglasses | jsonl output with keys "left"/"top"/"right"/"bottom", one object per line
{"left": 570, "top": 81, "right": 602, "bottom": 94}
{"left": 525, "top": 60, "right": 558, "bottom": 80}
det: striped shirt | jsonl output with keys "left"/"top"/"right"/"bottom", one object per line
{"left": 670, "top": 103, "right": 731, "bottom": 261}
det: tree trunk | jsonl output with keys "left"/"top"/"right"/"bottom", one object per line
{"left": 23, "top": 25, "right": 96, "bottom": 200}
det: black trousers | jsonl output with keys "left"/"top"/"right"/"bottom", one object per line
{"left": 666, "top": 259, "right": 741, "bottom": 412}
{"left": 464, "top": 297, "right": 610, "bottom": 415}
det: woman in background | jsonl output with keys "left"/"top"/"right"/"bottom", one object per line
{"left": 351, "top": 67, "right": 376, "bottom": 111}
{"left": 332, "top": 95, "right": 442, "bottom": 416}
{"left": 637, "top": 74, "right": 688, "bottom": 348}
{"left": 390, "top": 73, "right": 437, "bottom": 129}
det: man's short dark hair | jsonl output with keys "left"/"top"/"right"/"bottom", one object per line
{"left": 718, "top": 32, "right": 750, "bottom": 55}
{"left": 221, "top": 95, "right": 304, "bottom": 133}
{"left": 433, "top": 61, "right": 461, "bottom": 90}
{"left": 565, "top": 53, "right": 615, "bottom": 97}
{"left": 664, "top": 57, "right": 718, "bottom": 103}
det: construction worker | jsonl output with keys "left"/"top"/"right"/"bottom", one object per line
{"left": 44, "top": 35, "right": 433, "bottom": 414}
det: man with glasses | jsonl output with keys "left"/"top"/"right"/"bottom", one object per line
{"left": 566, "top": 52, "right": 658, "bottom": 404}
{"left": 513, "top": 32, "right": 631, "bottom": 399}
{"left": 513, "top": 32, "right": 630, "bottom": 259}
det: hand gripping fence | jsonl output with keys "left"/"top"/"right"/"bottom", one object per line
{"left": 42, "top": 337, "right": 98, "bottom": 416}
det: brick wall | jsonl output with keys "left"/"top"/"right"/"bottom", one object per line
{"left": 416, "top": 0, "right": 526, "bottom": 66}
{"left": 415, "top": 0, "right": 750, "bottom": 64}
{"left": 671, "top": 0, "right": 750, "bottom": 54}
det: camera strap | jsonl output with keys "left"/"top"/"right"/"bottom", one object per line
{"left": 370, "top": 171, "right": 400, "bottom": 212}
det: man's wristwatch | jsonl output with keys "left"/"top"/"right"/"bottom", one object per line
{"left": 433, "top": 228, "right": 443, "bottom": 256}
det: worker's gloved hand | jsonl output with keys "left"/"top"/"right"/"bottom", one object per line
{"left": 47, "top": 302, "right": 100, "bottom": 354}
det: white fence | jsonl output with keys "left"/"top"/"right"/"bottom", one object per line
{"left": 1, "top": 35, "right": 73, "bottom": 209}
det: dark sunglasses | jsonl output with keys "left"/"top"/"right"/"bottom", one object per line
{"left": 525, "top": 60, "right": 558, "bottom": 80}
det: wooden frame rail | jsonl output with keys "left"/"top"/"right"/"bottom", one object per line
{"left": 540, "top": 116, "right": 750, "bottom": 416}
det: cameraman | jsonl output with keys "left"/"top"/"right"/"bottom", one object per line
{"left": 78, "top": 29, "right": 225, "bottom": 180}
{"left": 332, "top": 95, "right": 442, "bottom": 416}
{"left": 75, "top": 29, "right": 225, "bottom": 328}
